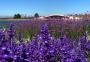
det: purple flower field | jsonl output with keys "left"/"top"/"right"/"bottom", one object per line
{"left": 0, "top": 0, "right": 90, "bottom": 62}
{"left": 10, "top": 19, "right": 89, "bottom": 41}
{"left": 0, "top": 22, "right": 90, "bottom": 62}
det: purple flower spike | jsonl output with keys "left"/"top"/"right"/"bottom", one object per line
{"left": 86, "top": 41, "right": 90, "bottom": 52}
{"left": 40, "top": 24, "right": 48, "bottom": 35}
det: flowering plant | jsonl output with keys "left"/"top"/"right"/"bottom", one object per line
{"left": 0, "top": 24, "right": 89, "bottom": 62}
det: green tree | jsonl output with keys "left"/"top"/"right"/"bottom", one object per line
{"left": 34, "top": 13, "right": 39, "bottom": 18}
{"left": 14, "top": 13, "right": 21, "bottom": 19}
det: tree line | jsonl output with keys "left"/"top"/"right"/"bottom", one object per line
{"left": 13, "top": 13, "right": 39, "bottom": 19}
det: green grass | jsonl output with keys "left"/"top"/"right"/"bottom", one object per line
{"left": 16, "top": 30, "right": 84, "bottom": 40}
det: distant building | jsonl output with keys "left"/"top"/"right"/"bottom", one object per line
{"left": 45, "top": 14, "right": 69, "bottom": 20}
{"left": 69, "top": 16, "right": 82, "bottom": 20}
{"left": 28, "top": 14, "right": 83, "bottom": 21}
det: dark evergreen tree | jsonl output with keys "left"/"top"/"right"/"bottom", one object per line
{"left": 14, "top": 13, "right": 21, "bottom": 19}
{"left": 34, "top": 13, "right": 39, "bottom": 18}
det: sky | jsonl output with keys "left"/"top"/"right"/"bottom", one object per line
{"left": 0, "top": 0, "right": 90, "bottom": 16}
